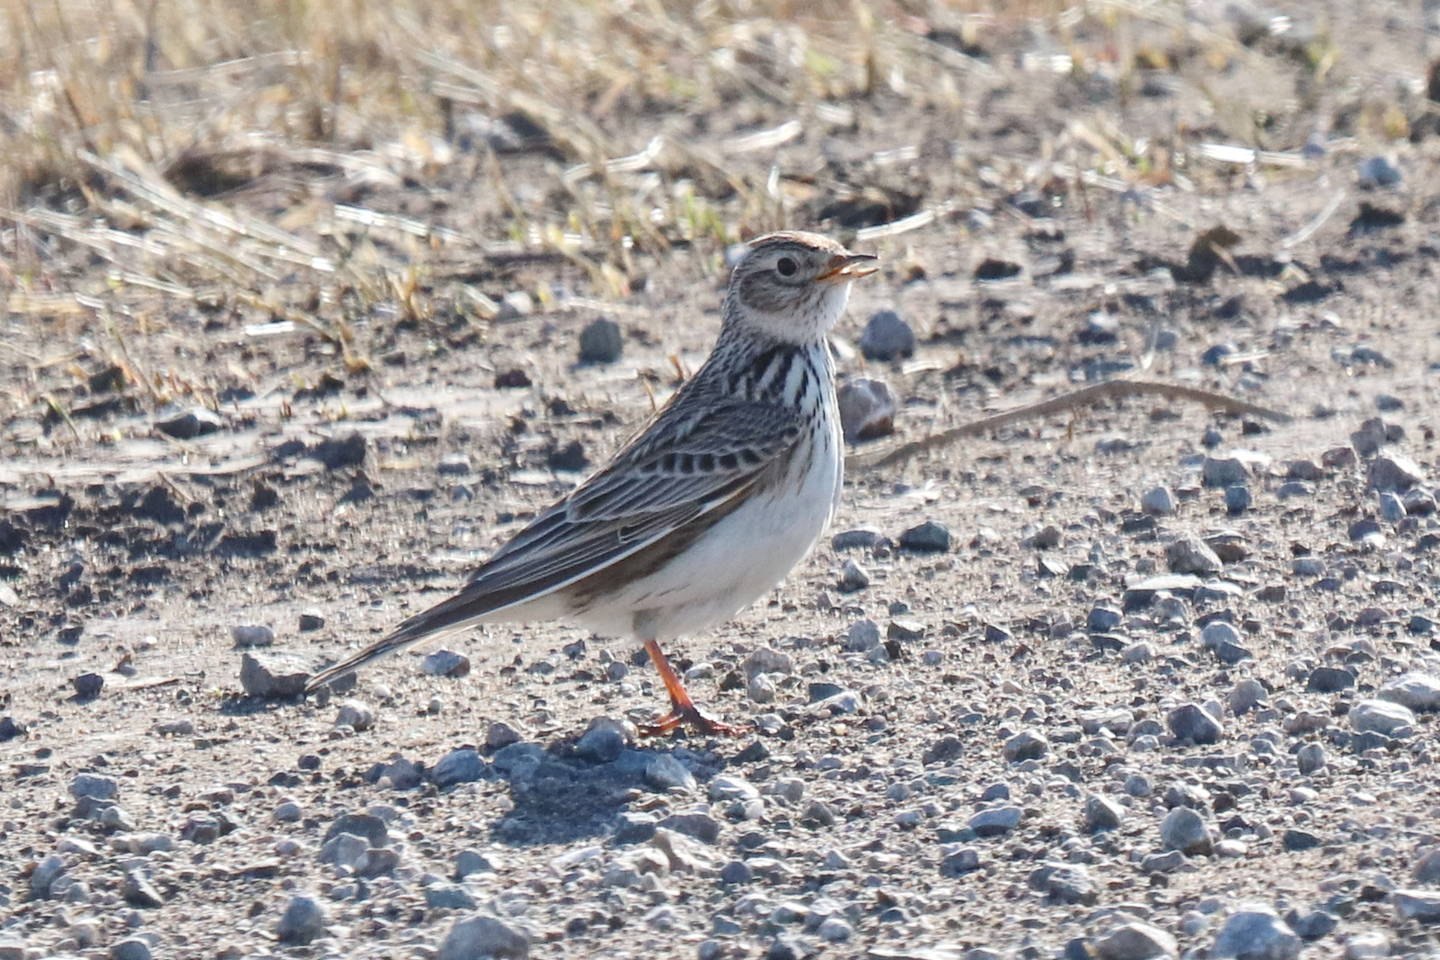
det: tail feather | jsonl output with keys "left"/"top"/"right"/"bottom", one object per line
{"left": 303, "top": 590, "right": 502, "bottom": 693}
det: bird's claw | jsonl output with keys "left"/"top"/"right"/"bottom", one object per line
{"left": 639, "top": 703, "right": 752, "bottom": 738}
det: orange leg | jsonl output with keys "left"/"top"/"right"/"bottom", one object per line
{"left": 638, "top": 638, "right": 751, "bottom": 737}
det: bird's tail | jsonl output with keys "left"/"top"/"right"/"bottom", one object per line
{"left": 303, "top": 590, "right": 500, "bottom": 693}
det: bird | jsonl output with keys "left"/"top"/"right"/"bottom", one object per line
{"left": 305, "top": 231, "right": 878, "bottom": 735}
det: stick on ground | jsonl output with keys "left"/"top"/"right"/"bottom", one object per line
{"left": 850, "top": 378, "right": 1293, "bottom": 474}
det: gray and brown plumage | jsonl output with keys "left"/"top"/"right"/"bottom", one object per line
{"left": 305, "top": 231, "right": 877, "bottom": 734}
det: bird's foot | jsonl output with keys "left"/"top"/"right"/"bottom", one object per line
{"left": 639, "top": 702, "right": 752, "bottom": 738}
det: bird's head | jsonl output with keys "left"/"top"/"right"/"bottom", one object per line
{"left": 723, "top": 231, "right": 877, "bottom": 344}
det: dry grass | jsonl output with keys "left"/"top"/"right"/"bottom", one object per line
{"left": 0, "top": 0, "right": 1425, "bottom": 377}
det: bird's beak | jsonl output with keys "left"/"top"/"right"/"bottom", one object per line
{"left": 815, "top": 252, "right": 879, "bottom": 284}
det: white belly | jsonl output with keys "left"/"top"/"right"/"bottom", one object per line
{"left": 571, "top": 419, "right": 843, "bottom": 641}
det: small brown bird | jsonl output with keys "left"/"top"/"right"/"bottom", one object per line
{"left": 306, "top": 232, "right": 877, "bottom": 734}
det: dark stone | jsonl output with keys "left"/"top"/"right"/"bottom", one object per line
{"left": 548, "top": 440, "right": 589, "bottom": 472}
{"left": 494, "top": 368, "right": 532, "bottom": 389}
{"left": 1306, "top": 666, "right": 1355, "bottom": 693}
{"left": 307, "top": 432, "right": 367, "bottom": 469}
{"left": 324, "top": 812, "right": 388, "bottom": 847}
{"left": 923, "top": 735, "right": 964, "bottom": 765}
{"left": 72, "top": 673, "right": 104, "bottom": 699}
{"left": 898, "top": 521, "right": 951, "bottom": 553}
{"left": 578, "top": 318, "right": 624, "bottom": 363}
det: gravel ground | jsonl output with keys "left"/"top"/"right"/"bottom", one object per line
{"left": 5, "top": 2, "right": 1440, "bottom": 959}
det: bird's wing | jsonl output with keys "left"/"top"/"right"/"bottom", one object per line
{"left": 472, "top": 395, "right": 803, "bottom": 590}
{"left": 305, "top": 396, "right": 801, "bottom": 691}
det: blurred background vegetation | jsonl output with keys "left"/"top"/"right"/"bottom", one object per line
{"left": 1, "top": 1, "right": 1432, "bottom": 366}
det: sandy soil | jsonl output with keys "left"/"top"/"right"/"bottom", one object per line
{"left": 3, "top": 2, "right": 1440, "bottom": 958}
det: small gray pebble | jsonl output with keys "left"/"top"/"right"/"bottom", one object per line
{"left": 747, "top": 673, "right": 776, "bottom": 704}
{"left": 720, "top": 860, "right": 753, "bottom": 885}
{"left": 1306, "top": 667, "right": 1354, "bottom": 693}
{"left": 924, "top": 735, "right": 964, "bottom": 765}
{"left": 70, "top": 773, "right": 118, "bottom": 801}
{"left": 887, "top": 618, "right": 925, "bottom": 642}
{"left": 1088, "top": 604, "right": 1123, "bottom": 632}
{"left": 1296, "top": 743, "right": 1326, "bottom": 776}
{"left": 575, "top": 717, "right": 629, "bottom": 763}
{"left": 485, "top": 721, "right": 524, "bottom": 751}
{"left": 424, "top": 881, "right": 478, "bottom": 911}
{"left": 940, "top": 846, "right": 981, "bottom": 876}
{"left": 1200, "top": 621, "right": 1239, "bottom": 649}
{"left": 1124, "top": 774, "right": 1153, "bottom": 797}
{"left": 438, "top": 914, "right": 530, "bottom": 960}
{"left": 1203, "top": 456, "right": 1251, "bottom": 487}
{"left": 837, "top": 378, "right": 897, "bottom": 443}
{"left": 1413, "top": 848, "right": 1440, "bottom": 884}
{"left": 432, "top": 748, "right": 487, "bottom": 787}
{"left": 1349, "top": 699, "right": 1415, "bottom": 736}
{"left": 1027, "top": 862, "right": 1097, "bottom": 905}
{"left": 644, "top": 754, "right": 696, "bottom": 792}
{"left": 154, "top": 406, "right": 222, "bottom": 439}
{"left": 1282, "top": 828, "right": 1321, "bottom": 852}
{"left": 845, "top": 619, "right": 882, "bottom": 652}
{"left": 1393, "top": 889, "right": 1440, "bottom": 922}
{"left": 837, "top": 557, "right": 870, "bottom": 592}
{"left": 1141, "top": 486, "right": 1176, "bottom": 516}
{"left": 1358, "top": 154, "right": 1402, "bottom": 188}
{"left": 898, "top": 520, "right": 951, "bottom": 552}
{"left": 318, "top": 833, "right": 369, "bottom": 870}
{"left": 969, "top": 806, "right": 1022, "bottom": 837}
{"left": 1084, "top": 794, "right": 1125, "bottom": 832}
{"left": 324, "top": 812, "right": 388, "bottom": 847}
{"left": 1368, "top": 455, "right": 1424, "bottom": 492}
{"left": 1002, "top": 729, "right": 1048, "bottom": 762}
{"left": 859, "top": 309, "right": 915, "bottom": 360}
{"left": 230, "top": 624, "right": 275, "bottom": 648}
{"left": 438, "top": 452, "right": 472, "bottom": 476}
{"left": 1160, "top": 806, "right": 1212, "bottom": 855}
{"left": 1168, "top": 703, "right": 1223, "bottom": 744}
{"left": 119, "top": 869, "right": 163, "bottom": 909}
{"left": 1377, "top": 672, "right": 1440, "bottom": 711}
{"left": 109, "top": 937, "right": 154, "bottom": 960}
{"left": 276, "top": 894, "right": 327, "bottom": 945}
{"left": 334, "top": 699, "right": 375, "bottom": 731}
{"left": 240, "top": 651, "right": 314, "bottom": 699}
{"left": 1142, "top": 850, "right": 1189, "bottom": 874}
{"left": 1211, "top": 905, "right": 1299, "bottom": 959}
{"left": 1227, "top": 678, "right": 1267, "bottom": 715}
{"left": 831, "top": 527, "right": 885, "bottom": 550}
{"left": 455, "top": 849, "right": 496, "bottom": 879}
{"left": 1122, "top": 641, "right": 1153, "bottom": 663}
{"left": 709, "top": 774, "right": 760, "bottom": 803}
{"left": 73, "top": 672, "right": 104, "bottom": 698}
{"left": 422, "top": 649, "right": 471, "bottom": 678}
{"left": 1096, "top": 923, "right": 1178, "bottom": 960}
{"left": 1286, "top": 909, "right": 1337, "bottom": 941}
{"left": 30, "top": 855, "right": 65, "bottom": 899}
{"left": 578, "top": 317, "right": 624, "bottom": 363}
{"left": 1166, "top": 536, "right": 1222, "bottom": 575}
{"left": 1275, "top": 481, "right": 1313, "bottom": 500}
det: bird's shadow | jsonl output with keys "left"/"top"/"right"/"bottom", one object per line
{"left": 486, "top": 738, "right": 734, "bottom": 847}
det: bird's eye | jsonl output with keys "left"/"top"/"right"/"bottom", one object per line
{"left": 775, "top": 256, "right": 798, "bottom": 277}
